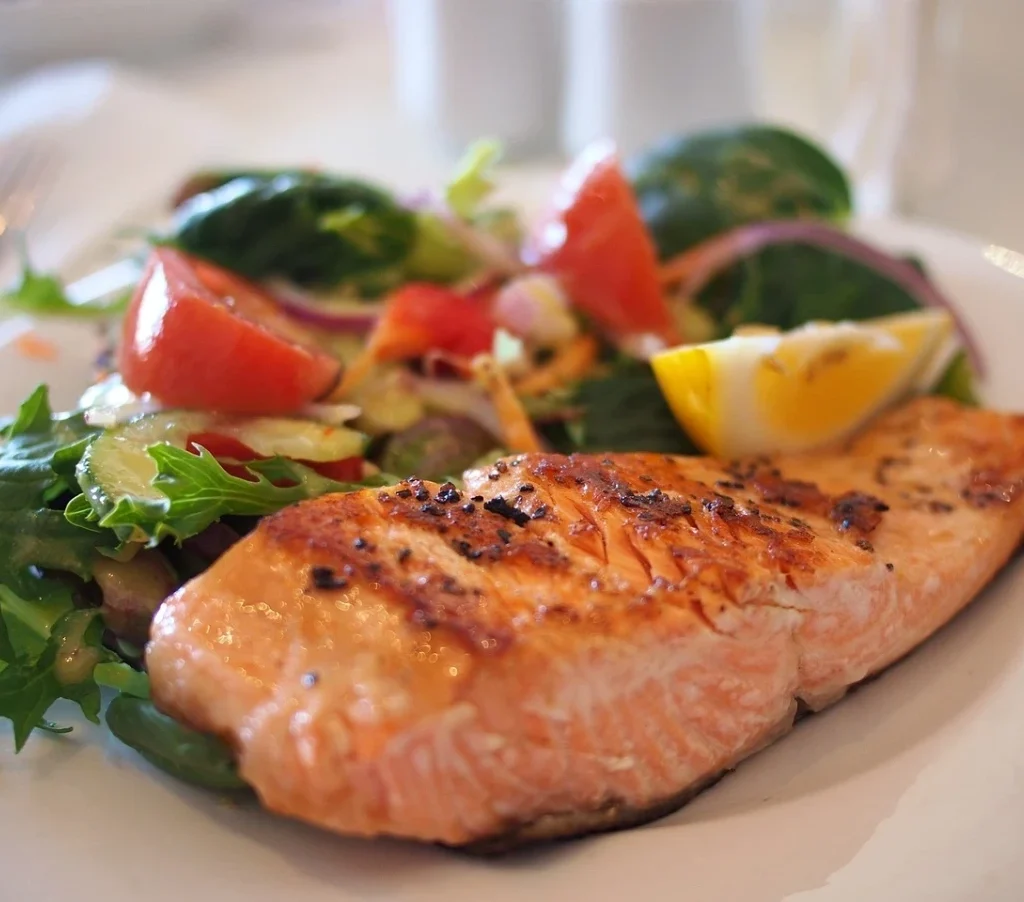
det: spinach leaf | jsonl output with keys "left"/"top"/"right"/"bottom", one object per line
{"left": 170, "top": 167, "right": 314, "bottom": 207}
{"left": 170, "top": 172, "right": 417, "bottom": 291}
{"left": 628, "top": 125, "right": 852, "bottom": 259}
{"left": 106, "top": 694, "right": 248, "bottom": 791}
{"left": 544, "top": 361, "right": 699, "bottom": 455}
{"left": 700, "top": 243, "right": 922, "bottom": 332}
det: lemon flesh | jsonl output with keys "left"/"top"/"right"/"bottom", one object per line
{"left": 652, "top": 309, "right": 956, "bottom": 458}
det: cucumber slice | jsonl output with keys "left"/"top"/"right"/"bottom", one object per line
{"left": 77, "top": 411, "right": 367, "bottom": 537}
{"left": 219, "top": 417, "right": 366, "bottom": 462}
{"left": 79, "top": 412, "right": 205, "bottom": 516}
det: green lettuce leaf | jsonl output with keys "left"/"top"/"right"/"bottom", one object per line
{"left": 97, "top": 444, "right": 382, "bottom": 544}
{"left": 0, "top": 387, "right": 123, "bottom": 749}
{"left": 446, "top": 139, "right": 502, "bottom": 218}
{"left": 1, "top": 253, "right": 126, "bottom": 318}
{"left": 0, "top": 389, "right": 108, "bottom": 592}
{"left": 0, "top": 605, "right": 107, "bottom": 751}
{"left": 402, "top": 212, "right": 476, "bottom": 284}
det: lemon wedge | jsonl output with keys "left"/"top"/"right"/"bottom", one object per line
{"left": 651, "top": 309, "right": 957, "bottom": 458}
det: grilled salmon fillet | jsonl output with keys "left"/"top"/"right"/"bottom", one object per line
{"left": 147, "top": 397, "right": 1024, "bottom": 849}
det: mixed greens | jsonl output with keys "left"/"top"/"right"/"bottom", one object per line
{"left": 0, "top": 123, "right": 980, "bottom": 788}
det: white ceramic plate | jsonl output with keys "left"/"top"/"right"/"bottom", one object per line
{"left": 2, "top": 218, "right": 1024, "bottom": 902}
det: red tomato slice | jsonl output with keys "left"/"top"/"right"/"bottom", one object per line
{"left": 186, "top": 432, "right": 363, "bottom": 483}
{"left": 370, "top": 282, "right": 497, "bottom": 362}
{"left": 528, "top": 139, "right": 680, "bottom": 349}
{"left": 120, "top": 249, "right": 341, "bottom": 415}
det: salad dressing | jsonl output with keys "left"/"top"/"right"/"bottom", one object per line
{"left": 54, "top": 611, "right": 103, "bottom": 687}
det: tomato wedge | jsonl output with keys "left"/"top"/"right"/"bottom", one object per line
{"left": 119, "top": 249, "right": 341, "bottom": 415}
{"left": 334, "top": 282, "right": 498, "bottom": 396}
{"left": 370, "top": 282, "right": 497, "bottom": 362}
{"left": 528, "top": 139, "right": 680, "bottom": 350}
{"left": 186, "top": 432, "right": 364, "bottom": 482}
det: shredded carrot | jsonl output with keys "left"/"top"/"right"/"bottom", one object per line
{"left": 514, "top": 334, "right": 600, "bottom": 397}
{"left": 472, "top": 356, "right": 544, "bottom": 453}
{"left": 14, "top": 332, "right": 58, "bottom": 362}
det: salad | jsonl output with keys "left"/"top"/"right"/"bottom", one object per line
{"left": 0, "top": 125, "right": 976, "bottom": 787}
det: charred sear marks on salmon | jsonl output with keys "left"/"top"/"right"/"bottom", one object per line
{"left": 914, "top": 499, "right": 956, "bottom": 514}
{"left": 873, "top": 455, "right": 910, "bottom": 486}
{"left": 736, "top": 463, "right": 890, "bottom": 538}
{"left": 309, "top": 566, "right": 349, "bottom": 590}
{"left": 962, "top": 469, "right": 1024, "bottom": 508}
{"left": 267, "top": 476, "right": 579, "bottom": 653}
{"left": 618, "top": 486, "right": 694, "bottom": 522}
{"left": 829, "top": 491, "right": 889, "bottom": 533}
{"left": 749, "top": 471, "right": 828, "bottom": 511}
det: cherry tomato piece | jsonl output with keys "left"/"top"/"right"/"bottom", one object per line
{"left": 120, "top": 248, "right": 341, "bottom": 415}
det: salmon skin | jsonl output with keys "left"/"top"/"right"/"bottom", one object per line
{"left": 147, "top": 398, "right": 1024, "bottom": 850}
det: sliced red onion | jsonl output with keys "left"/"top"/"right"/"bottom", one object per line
{"left": 268, "top": 281, "right": 383, "bottom": 333}
{"left": 493, "top": 273, "right": 578, "bottom": 347}
{"left": 659, "top": 220, "right": 985, "bottom": 376}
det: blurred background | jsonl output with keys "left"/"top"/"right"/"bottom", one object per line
{"left": 1, "top": 0, "right": 1023, "bottom": 253}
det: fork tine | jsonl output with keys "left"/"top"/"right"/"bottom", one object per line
{"left": 0, "top": 136, "right": 57, "bottom": 246}
{"left": 0, "top": 143, "right": 35, "bottom": 232}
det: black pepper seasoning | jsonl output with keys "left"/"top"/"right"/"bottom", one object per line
{"left": 483, "top": 495, "right": 531, "bottom": 527}
{"left": 452, "top": 539, "right": 483, "bottom": 560}
{"left": 310, "top": 566, "right": 348, "bottom": 590}
{"left": 435, "top": 483, "right": 462, "bottom": 504}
